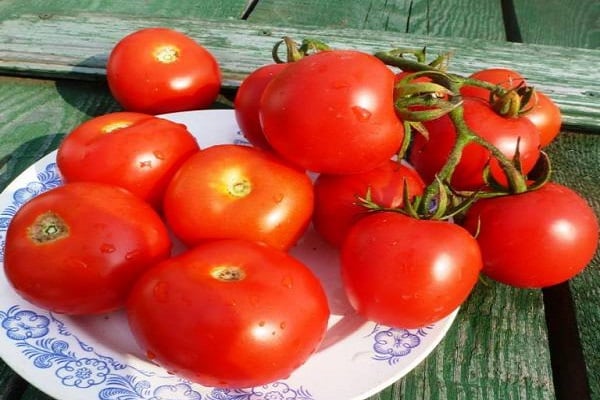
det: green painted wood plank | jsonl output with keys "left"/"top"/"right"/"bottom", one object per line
{"left": 0, "top": 0, "right": 251, "bottom": 21}
{"left": 247, "top": 0, "right": 507, "bottom": 41}
{"left": 544, "top": 133, "right": 600, "bottom": 400}
{"left": 0, "top": 12, "right": 598, "bottom": 131}
{"left": 513, "top": 0, "right": 600, "bottom": 49}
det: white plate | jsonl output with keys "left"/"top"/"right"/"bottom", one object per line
{"left": 0, "top": 110, "right": 457, "bottom": 400}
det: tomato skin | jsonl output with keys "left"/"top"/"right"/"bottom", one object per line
{"left": 106, "top": 27, "right": 221, "bottom": 114}
{"left": 234, "top": 63, "right": 287, "bottom": 150}
{"left": 313, "top": 160, "right": 425, "bottom": 247}
{"left": 260, "top": 50, "right": 404, "bottom": 174}
{"left": 462, "top": 183, "right": 599, "bottom": 288}
{"left": 4, "top": 182, "right": 172, "bottom": 315}
{"left": 523, "top": 91, "right": 562, "bottom": 147}
{"left": 56, "top": 112, "right": 200, "bottom": 209}
{"left": 409, "top": 98, "right": 541, "bottom": 191}
{"left": 341, "top": 212, "right": 481, "bottom": 328}
{"left": 163, "top": 144, "right": 314, "bottom": 251}
{"left": 127, "top": 239, "right": 330, "bottom": 388}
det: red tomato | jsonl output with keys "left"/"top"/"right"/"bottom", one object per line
{"left": 106, "top": 27, "right": 221, "bottom": 114}
{"left": 313, "top": 159, "right": 425, "bottom": 247}
{"left": 260, "top": 50, "right": 404, "bottom": 174}
{"left": 341, "top": 212, "right": 481, "bottom": 328}
{"left": 56, "top": 112, "right": 199, "bottom": 209}
{"left": 460, "top": 68, "right": 561, "bottom": 147}
{"left": 4, "top": 182, "right": 171, "bottom": 315}
{"left": 460, "top": 68, "right": 526, "bottom": 100}
{"left": 523, "top": 91, "right": 562, "bottom": 147}
{"left": 127, "top": 239, "right": 330, "bottom": 388}
{"left": 409, "top": 97, "right": 541, "bottom": 191}
{"left": 163, "top": 144, "right": 314, "bottom": 251}
{"left": 462, "top": 182, "right": 598, "bottom": 288}
{"left": 234, "top": 63, "right": 287, "bottom": 150}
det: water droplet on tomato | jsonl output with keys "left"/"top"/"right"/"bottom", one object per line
{"left": 351, "top": 106, "right": 372, "bottom": 121}
{"left": 100, "top": 243, "right": 115, "bottom": 253}
{"left": 153, "top": 151, "right": 166, "bottom": 160}
{"left": 280, "top": 321, "right": 287, "bottom": 330}
{"left": 125, "top": 249, "right": 141, "bottom": 261}
{"left": 258, "top": 321, "right": 266, "bottom": 327}
{"left": 272, "top": 193, "right": 284, "bottom": 203}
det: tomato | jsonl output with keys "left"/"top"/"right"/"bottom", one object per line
{"left": 313, "top": 159, "right": 425, "bottom": 247}
{"left": 127, "top": 239, "right": 329, "bottom": 388}
{"left": 340, "top": 212, "right": 481, "bottom": 328}
{"left": 523, "top": 91, "right": 562, "bottom": 147}
{"left": 56, "top": 112, "right": 199, "bottom": 209}
{"left": 234, "top": 63, "right": 287, "bottom": 150}
{"left": 260, "top": 50, "right": 404, "bottom": 174}
{"left": 409, "top": 97, "right": 541, "bottom": 191}
{"left": 3, "top": 182, "right": 171, "bottom": 315}
{"left": 460, "top": 68, "right": 561, "bottom": 147}
{"left": 106, "top": 27, "right": 221, "bottom": 114}
{"left": 460, "top": 68, "right": 525, "bottom": 101}
{"left": 163, "top": 144, "right": 314, "bottom": 251}
{"left": 461, "top": 182, "right": 598, "bottom": 288}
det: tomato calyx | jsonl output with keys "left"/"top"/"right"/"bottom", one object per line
{"left": 28, "top": 211, "right": 70, "bottom": 244}
{"left": 271, "top": 36, "right": 331, "bottom": 63}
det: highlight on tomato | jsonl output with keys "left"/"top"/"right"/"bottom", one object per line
{"left": 106, "top": 27, "right": 222, "bottom": 114}
{"left": 126, "top": 239, "right": 330, "bottom": 388}
{"left": 162, "top": 144, "right": 314, "bottom": 251}
{"left": 3, "top": 182, "right": 172, "bottom": 315}
{"left": 56, "top": 112, "right": 200, "bottom": 209}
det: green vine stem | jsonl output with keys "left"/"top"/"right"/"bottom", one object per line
{"left": 375, "top": 49, "right": 534, "bottom": 219}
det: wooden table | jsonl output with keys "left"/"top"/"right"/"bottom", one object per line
{"left": 0, "top": 1, "right": 598, "bottom": 399}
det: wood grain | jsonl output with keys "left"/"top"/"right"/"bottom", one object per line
{"left": 247, "top": 0, "right": 507, "bottom": 40}
{"left": 0, "top": 0, "right": 251, "bottom": 21}
{"left": 513, "top": 0, "right": 600, "bottom": 49}
{"left": 0, "top": 12, "right": 599, "bottom": 131}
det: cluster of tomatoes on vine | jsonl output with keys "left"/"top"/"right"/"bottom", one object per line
{"left": 3, "top": 27, "right": 598, "bottom": 390}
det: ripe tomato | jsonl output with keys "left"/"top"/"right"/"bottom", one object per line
{"left": 162, "top": 144, "right": 314, "bottom": 251}
{"left": 460, "top": 68, "right": 561, "bottom": 147}
{"left": 523, "top": 91, "right": 562, "bottom": 147}
{"left": 234, "top": 63, "right": 287, "bottom": 150}
{"left": 260, "top": 50, "right": 404, "bottom": 174}
{"left": 4, "top": 182, "right": 171, "bottom": 315}
{"left": 409, "top": 97, "right": 541, "bottom": 191}
{"left": 106, "top": 27, "right": 221, "bottom": 114}
{"left": 313, "top": 159, "right": 425, "bottom": 247}
{"left": 127, "top": 239, "right": 330, "bottom": 388}
{"left": 341, "top": 212, "right": 481, "bottom": 328}
{"left": 56, "top": 112, "right": 199, "bottom": 209}
{"left": 460, "top": 67, "right": 525, "bottom": 100}
{"left": 462, "top": 182, "right": 598, "bottom": 288}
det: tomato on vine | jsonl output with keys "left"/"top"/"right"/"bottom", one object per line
{"left": 462, "top": 182, "right": 598, "bottom": 288}
{"left": 260, "top": 50, "right": 405, "bottom": 174}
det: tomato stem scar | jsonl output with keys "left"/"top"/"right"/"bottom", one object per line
{"left": 153, "top": 46, "right": 180, "bottom": 63}
{"left": 28, "top": 211, "right": 69, "bottom": 244}
{"left": 211, "top": 266, "right": 246, "bottom": 282}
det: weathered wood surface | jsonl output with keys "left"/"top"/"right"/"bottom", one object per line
{"left": 0, "top": 12, "right": 599, "bottom": 131}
